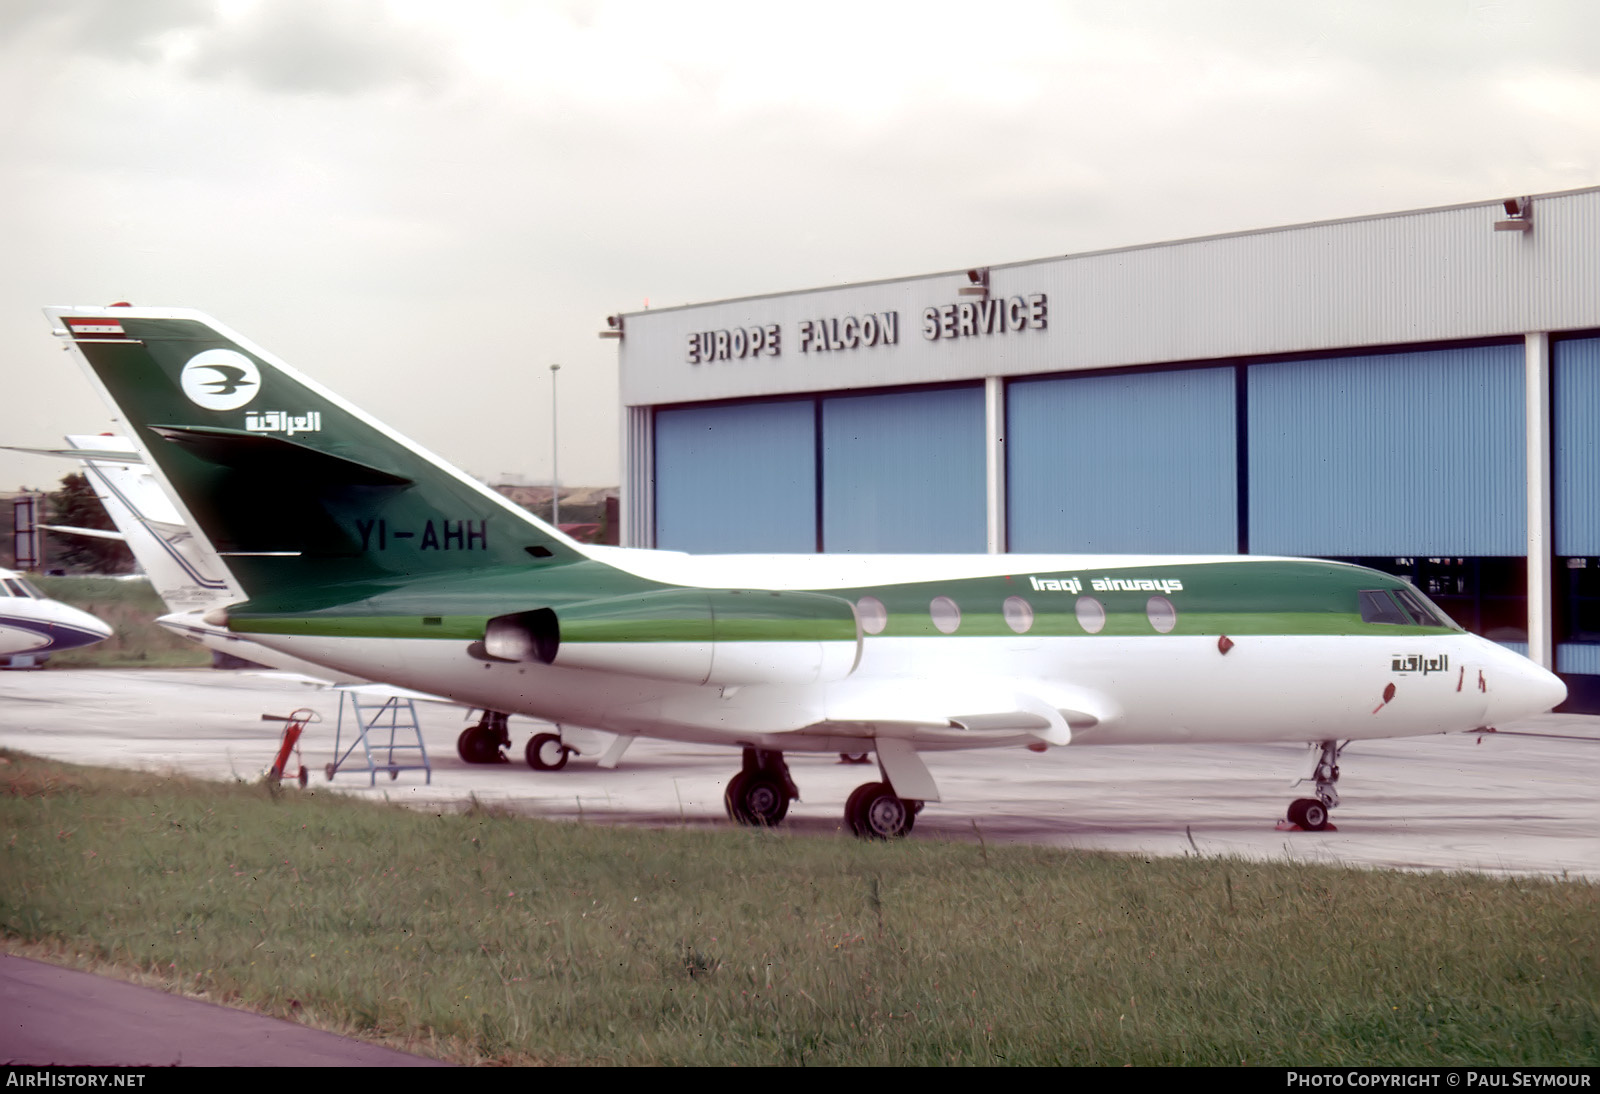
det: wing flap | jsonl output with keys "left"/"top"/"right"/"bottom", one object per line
{"left": 813, "top": 680, "right": 1116, "bottom": 747}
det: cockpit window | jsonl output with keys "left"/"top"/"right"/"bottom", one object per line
{"left": 14, "top": 578, "right": 43, "bottom": 599}
{"left": 1, "top": 579, "right": 30, "bottom": 599}
{"left": 1360, "top": 587, "right": 1453, "bottom": 627}
{"left": 1392, "top": 586, "right": 1449, "bottom": 627}
{"left": 1358, "top": 589, "right": 1410, "bottom": 625}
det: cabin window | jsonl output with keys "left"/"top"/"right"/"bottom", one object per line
{"left": 856, "top": 596, "right": 888, "bottom": 635}
{"left": 930, "top": 596, "right": 961, "bottom": 634}
{"left": 1002, "top": 596, "right": 1033, "bottom": 634}
{"left": 1147, "top": 596, "right": 1177, "bottom": 633}
{"left": 1075, "top": 596, "right": 1106, "bottom": 634}
{"left": 1358, "top": 589, "right": 1411, "bottom": 625}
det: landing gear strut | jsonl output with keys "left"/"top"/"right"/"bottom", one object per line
{"left": 457, "top": 710, "right": 510, "bottom": 764}
{"left": 1287, "top": 739, "right": 1345, "bottom": 831}
{"left": 724, "top": 748, "right": 798, "bottom": 826}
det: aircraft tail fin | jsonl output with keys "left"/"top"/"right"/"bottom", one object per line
{"left": 47, "top": 307, "right": 594, "bottom": 605}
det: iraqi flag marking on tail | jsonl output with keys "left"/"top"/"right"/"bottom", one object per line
{"left": 64, "top": 317, "right": 129, "bottom": 339}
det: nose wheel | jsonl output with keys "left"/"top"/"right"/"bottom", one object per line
{"left": 1285, "top": 739, "right": 1345, "bottom": 831}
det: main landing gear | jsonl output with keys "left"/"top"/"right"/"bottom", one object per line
{"left": 457, "top": 710, "right": 510, "bottom": 764}
{"left": 724, "top": 748, "right": 799, "bottom": 826}
{"left": 845, "top": 781, "right": 922, "bottom": 839}
{"left": 721, "top": 749, "right": 926, "bottom": 839}
{"left": 525, "top": 731, "right": 577, "bottom": 771}
{"left": 1286, "top": 739, "right": 1346, "bottom": 831}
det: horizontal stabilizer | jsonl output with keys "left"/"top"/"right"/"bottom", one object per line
{"left": 1, "top": 444, "right": 144, "bottom": 463}
{"left": 149, "top": 425, "right": 413, "bottom": 487}
{"left": 37, "top": 523, "right": 126, "bottom": 542}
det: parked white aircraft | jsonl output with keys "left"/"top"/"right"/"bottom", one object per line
{"left": 27, "top": 434, "right": 611, "bottom": 767}
{"left": 0, "top": 567, "right": 113, "bottom": 666}
{"left": 49, "top": 305, "right": 1568, "bottom": 836}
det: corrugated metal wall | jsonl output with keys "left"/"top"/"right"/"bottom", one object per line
{"left": 1006, "top": 368, "right": 1237, "bottom": 552}
{"left": 654, "top": 401, "right": 816, "bottom": 553}
{"left": 620, "top": 187, "right": 1600, "bottom": 409}
{"left": 821, "top": 387, "right": 986, "bottom": 553}
{"left": 1248, "top": 345, "right": 1525, "bottom": 556}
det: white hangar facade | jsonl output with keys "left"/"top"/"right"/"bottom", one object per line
{"left": 610, "top": 185, "right": 1600, "bottom": 712}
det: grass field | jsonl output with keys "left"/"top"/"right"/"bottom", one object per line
{"left": 29, "top": 576, "right": 210, "bottom": 668}
{"left": 1, "top": 749, "right": 1595, "bottom": 1066}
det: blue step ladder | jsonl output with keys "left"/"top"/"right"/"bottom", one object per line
{"left": 325, "top": 692, "right": 432, "bottom": 786}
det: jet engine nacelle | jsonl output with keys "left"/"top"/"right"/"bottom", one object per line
{"left": 484, "top": 588, "right": 862, "bottom": 687}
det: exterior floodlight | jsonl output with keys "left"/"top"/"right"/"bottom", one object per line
{"left": 1494, "top": 196, "right": 1533, "bottom": 233}
{"left": 959, "top": 267, "right": 990, "bottom": 298}
{"left": 599, "top": 313, "right": 624, "bottom": 339}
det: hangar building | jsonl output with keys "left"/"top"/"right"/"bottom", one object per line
{"left": 610, "top": 186, "right": 1600, "bottom": 713}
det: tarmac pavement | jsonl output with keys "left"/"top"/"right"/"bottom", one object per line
{"left": 2, "top": 667, "right": 1594, "bottom": 1067}
{"left": 2, "top": 667, "right": 1596, "bottom": 879}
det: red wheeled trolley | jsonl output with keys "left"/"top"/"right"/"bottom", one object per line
{"left": 262, "top": 708, "right": 320, "bottom": 788}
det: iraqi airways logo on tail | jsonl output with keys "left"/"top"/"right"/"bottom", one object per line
{"left": 1028, "top": 575, "right": 1184, "bottom": 594}
{"left": 180, "top": 349, "right": 260, "bottom": 411}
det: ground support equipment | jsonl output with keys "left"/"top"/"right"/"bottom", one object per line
{"left": 325, "top": 692, "right": 432, "bottom": 786}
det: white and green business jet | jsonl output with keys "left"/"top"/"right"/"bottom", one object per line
{"left": 48, "top": 305, "right": 1567, "bottom": 838}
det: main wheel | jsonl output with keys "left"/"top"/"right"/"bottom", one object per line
{"left": 725, "top": 771, "right": 789, "bottom": 826}
{"left": 846, "top": 782, "right": 914, "bottom": 839}
{"left": 525, "top": 732, "right": 569, "bottom": 771}
{"left": 457, "top": 727, "right": 501, "bottom": 764}
{"left": 723, "top": 771, "right": 749, "bottom": 821}
{"left": 1288, "top": 797, "right": 1330, "bottom": 831}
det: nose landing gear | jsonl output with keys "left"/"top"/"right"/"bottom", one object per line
{"left": 1284, "top": 739, "right": 1345, "bottom": 831}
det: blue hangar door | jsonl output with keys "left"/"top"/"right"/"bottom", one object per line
{"left": 1006, "top": 367, "right": 1239, "bottom": 553}
{"left": 1554, "top": 335, "right": 1600, "bottom": 707}
{"left": 1248, "top": 344, "right": 1526, "bottom": 646}
{"left": 654, "top": 400, "right": 817, "bottom": 553}
{"left": 653, "top": 387, "right": 988, "bottom": 554}
{"left": 820, "top": 386, "right": 986, "bottom": 553}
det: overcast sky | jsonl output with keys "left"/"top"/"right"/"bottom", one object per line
{"left": 3, "top": 0, "right": 1596, "bottom": 495}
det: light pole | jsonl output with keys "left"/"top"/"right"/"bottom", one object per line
{"left": 549, "top": 364, "right": 561, "bottom": 526}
